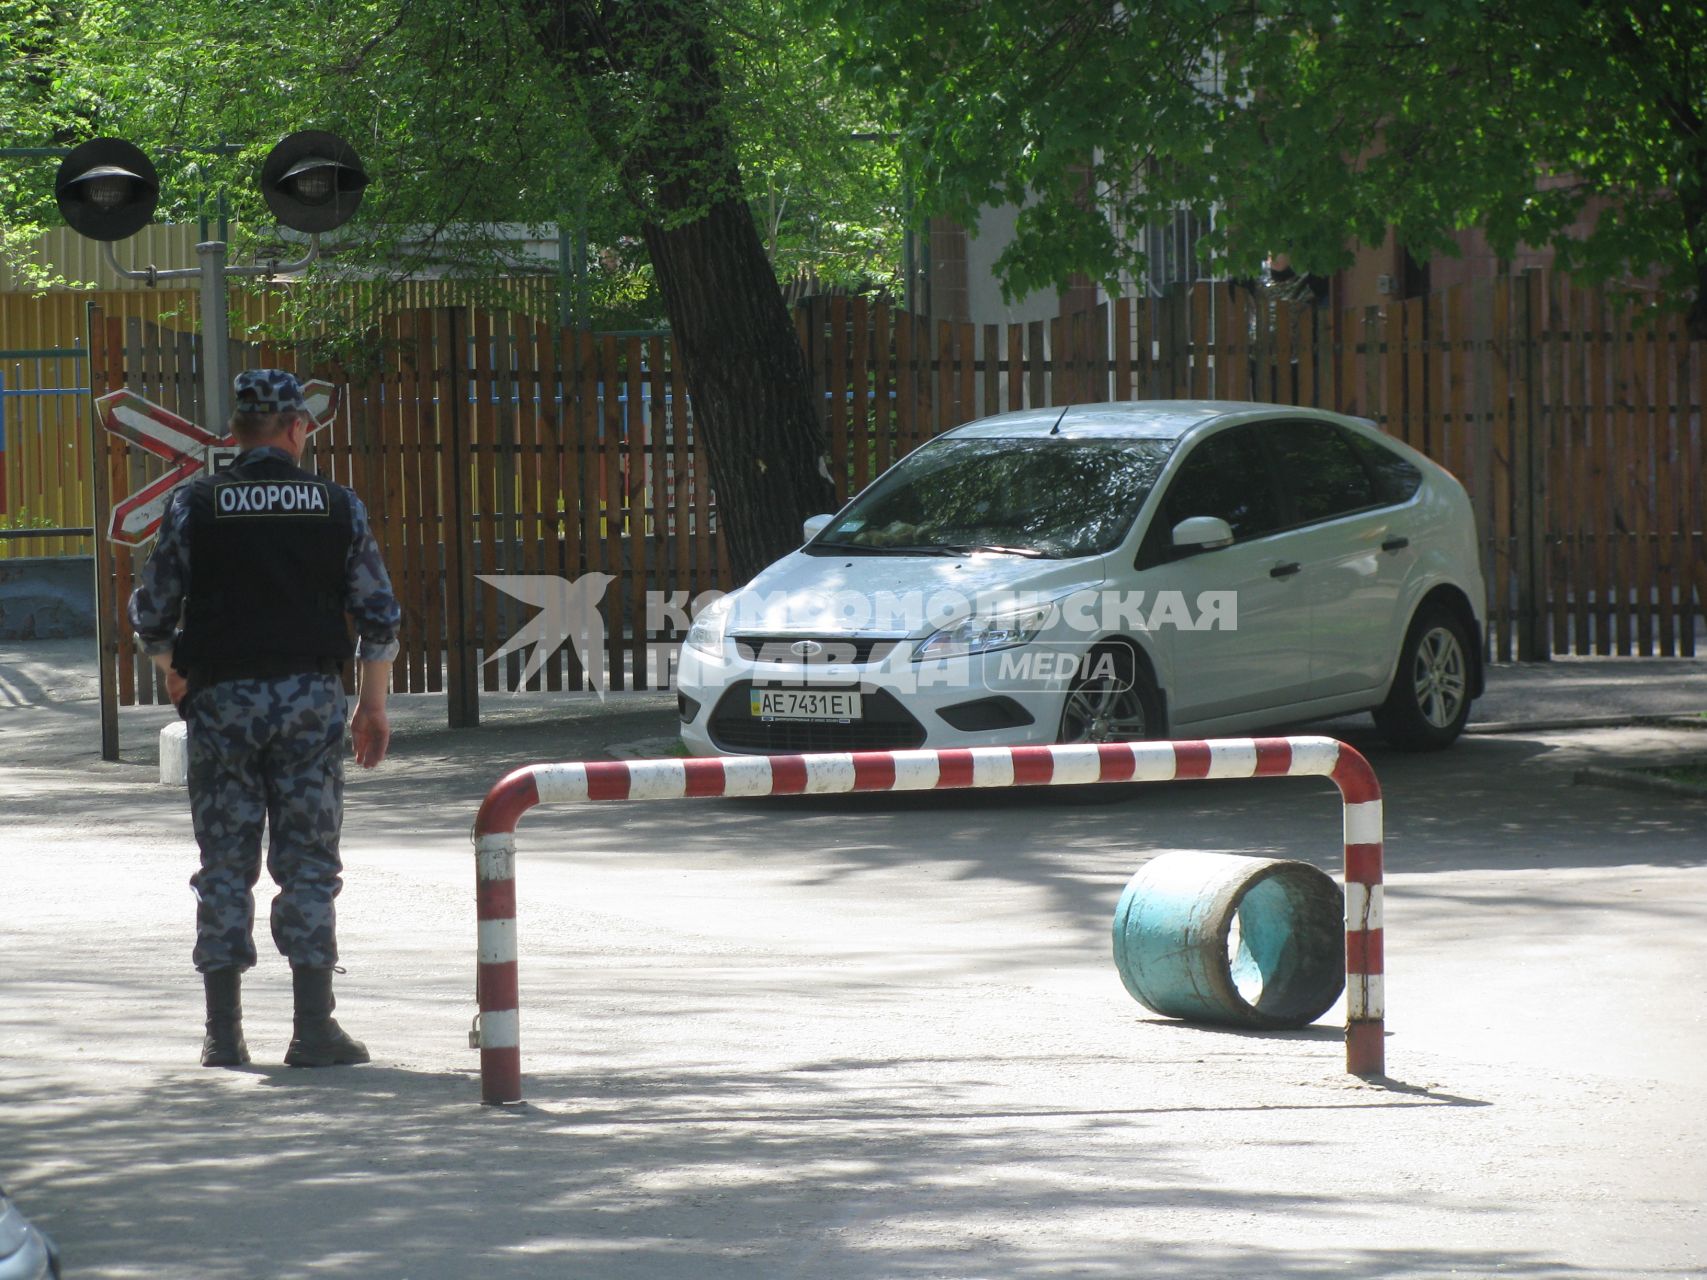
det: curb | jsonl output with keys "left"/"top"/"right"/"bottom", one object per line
{"left": 608, "top": 736, "right": 687, "bottom": 761}
{"left": 1572, "top": 765, "right": 1707, "bottom": 802}
{"left": 1469, "top": 713, "right": 1707, "bottom": 735}
{"left": 613, "top": 719, "right": 1706, "bottom": 758}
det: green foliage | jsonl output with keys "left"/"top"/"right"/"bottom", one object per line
{"left": 0, "top": 0, "right": 77, "bottom": 288}
{"left": 0, "top": 508, "right": 60, "bottom": 531}
{"left": 3, "top": 0, "right": 904, "bottom": 330}
{"left": 1649, "top": 762, "right": 1707, "bottom": 789}
{"left": 580, "top": 242, "right": 665, "bottom": 330}
{"left": 15, "top": 0, "right": 611, "bottom": 303}
{"left": 721, "top": 0, "right": 903, "bottom": 293}
{"left": 814, "top": 0, "right": 1707, "bottom": 326}
{"left": 815, "top": 0, "right": 1231, "bottom": 300}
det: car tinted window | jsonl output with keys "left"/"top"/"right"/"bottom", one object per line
{"left": 813, "top": 437, "right": 1174, "bottom": 559}
{"left": 1262, "top": 420, "right": 1378, "bottom": 523}
{"left": 1344, "top": 429, "right": 1423, "bottom": 505}
{"left": 1160, "top": 427, "right": 1283, "bottom": 541}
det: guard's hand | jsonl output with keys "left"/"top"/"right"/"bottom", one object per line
{"left": 350, "top": 703, "right": 391, "bottom": 769}
{"left": 165, "top": 669, "right": 188, "bottom": 708}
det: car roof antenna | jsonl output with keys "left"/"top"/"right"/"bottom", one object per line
{"left": 1049, "top": 404, "right": 1070, "bottom": 435}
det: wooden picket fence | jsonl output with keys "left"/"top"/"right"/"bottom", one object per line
{"left": 795, "top": 279, "right": 1705, "bottom": 665}
{"left": 2, "top": 281, "right": 559, "bottom": 559}
{"left": 85, "top": 305, "right": 730, "bottom": 721}
{"left": 76, "top": 273, "right": 1707, "bottom": 726}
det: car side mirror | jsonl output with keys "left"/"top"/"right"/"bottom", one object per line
{"left": 802, "top": 514, "right": 832, "bottom": 542}
{"left": 1171, "top": 516, "right": 1235, "bottom": 552}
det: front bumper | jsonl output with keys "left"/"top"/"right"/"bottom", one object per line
{"left": 677, "top": 640, "right": 1074, "bottom": 757}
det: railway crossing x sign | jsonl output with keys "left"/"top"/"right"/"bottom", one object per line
{"left": 96, "top": 381, "right": 339, "bottom": 546}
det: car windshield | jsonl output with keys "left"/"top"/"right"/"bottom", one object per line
{"left": 812, "top": 437, "right": 1174, "bottom": 559}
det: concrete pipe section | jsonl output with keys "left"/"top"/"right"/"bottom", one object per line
{"left": 1112, "top": 851, "right": 1346, "bottom": 1029}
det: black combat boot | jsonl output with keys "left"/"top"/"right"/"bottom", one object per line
{"left": 284, "top": 966, "right": 370, "bottom": 1067}
{"left": 201, "top": 968, "right": 250, "bottom": 1067}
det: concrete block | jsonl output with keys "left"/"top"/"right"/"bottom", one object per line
{"left": 160, "top": 720, "right": 188, "bottom": 786}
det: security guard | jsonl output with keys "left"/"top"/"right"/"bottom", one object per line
{"left": 130, "top": 368, "right": 401, "bottom": 1068}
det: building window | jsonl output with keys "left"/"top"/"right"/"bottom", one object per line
{"left": 1143, "top": 207, "right": 1219, "bottom": 295}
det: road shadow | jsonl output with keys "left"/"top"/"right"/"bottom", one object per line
{"left": 283, "top": 718, "right": 1707, "bottom": 968}
{"left": 0, "top": 1061, "right": 1571, "bottom": 1280}
{"left": 9, "top": 663, "right": 1705, "bottom": 991}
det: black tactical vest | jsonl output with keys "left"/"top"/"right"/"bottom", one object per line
{"left": 174, "top": 451, "right": 355, "bottom": 672}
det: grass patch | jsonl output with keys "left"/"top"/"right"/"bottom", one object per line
{"left": 1643, "top": 762, "right": 1707, "bottom": 788}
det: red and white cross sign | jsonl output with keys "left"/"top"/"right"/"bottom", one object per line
{"left": 96, "top": 381, "right": 339, "bottom": 546}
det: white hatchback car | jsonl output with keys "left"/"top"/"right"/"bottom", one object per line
{"left": 678, "top": 401, "right": 1485, "bottom": 756}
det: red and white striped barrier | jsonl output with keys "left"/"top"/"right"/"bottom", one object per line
{"left": 471, "top": 735, "right": 1384, "bottom": 1104}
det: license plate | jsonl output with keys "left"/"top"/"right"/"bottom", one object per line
{"left": 750, "top": 689, "right": 863, "bottom": 721}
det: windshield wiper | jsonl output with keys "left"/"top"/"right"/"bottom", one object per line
{"left": 811, "top": 541, "right": 973, "bottom": 556}
{"left": 936, "top": 543, "right": 1054, "bottom": 559}
{"left": 809, "top": 540, "right": 913, "bottom": 555}
{"left": 811, "top": 541, "right": 1054, "bottom": 558}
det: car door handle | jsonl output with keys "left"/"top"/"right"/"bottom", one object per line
{"left": 1381, "top": 536, "right": 1410, "bottom": 553}
{"left": 1269, "top": 561, "right": 1302, "bottom": 578}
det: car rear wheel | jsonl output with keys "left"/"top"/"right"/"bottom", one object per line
{"left": 1373, "top": 604, "right": 1473, "bottom": 750}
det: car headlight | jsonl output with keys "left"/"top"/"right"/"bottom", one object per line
{"left": 914, "top": 605, "right": 1052, "bottom": 662}
{"left": 684, "top": 594, "right": 735, "bottom": 658}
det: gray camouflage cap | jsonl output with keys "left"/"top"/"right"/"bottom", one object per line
{"left": 233, "top": 368, "right": 308, "bottom": 414}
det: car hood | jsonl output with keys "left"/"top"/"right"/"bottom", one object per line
{"left": 726, "top": 550, "right": 1109, "bottom": 638}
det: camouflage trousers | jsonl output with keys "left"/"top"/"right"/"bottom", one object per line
{"left": 184, "top": 674, "right": 347, "bottom": 972}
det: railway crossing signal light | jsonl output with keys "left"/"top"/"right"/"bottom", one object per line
{"left": 54, "top": 137, "right": 160, "bottom": 242}
{"left": 55, "top": 131, "right": 369, "bottom": 240}
{"left": 260, "top": 131, "right": 369, "bottom": 234}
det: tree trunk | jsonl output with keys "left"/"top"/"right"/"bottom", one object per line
{"left": 530, "top": 0, "right": 836, "bottom": 582}
{"left": 1682, "top": 179, "right": 1707, "bottom": 340}
{"left": 642, "top": 198, "right": 836, "bottom": 582}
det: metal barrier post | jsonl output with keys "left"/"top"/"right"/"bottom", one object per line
{"left": 471, "top": 736, "right": 1384, "bottom": 1104}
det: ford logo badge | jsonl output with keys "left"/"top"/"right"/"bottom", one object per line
{"left": 790, "top": 640, "right": 824, "bottom": 658}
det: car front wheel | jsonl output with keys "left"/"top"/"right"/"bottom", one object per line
{"left": 1373, "top": 605, "right": 1474, "bottom": 750}
{"left": 1057, "top": 645, "right": 1161, "bottom": 744}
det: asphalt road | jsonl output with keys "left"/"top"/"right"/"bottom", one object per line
{"left": 2, "top": 641, "right": 1705, "bottom": 1279}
